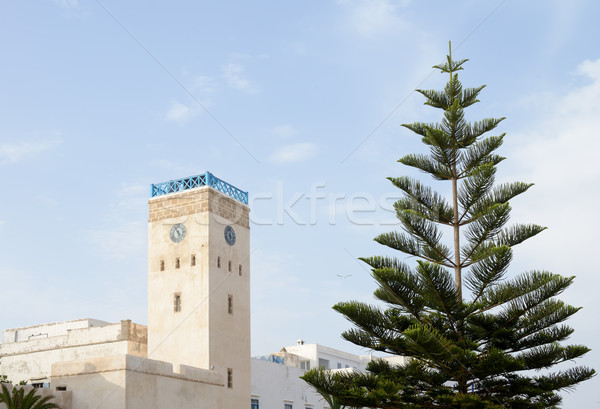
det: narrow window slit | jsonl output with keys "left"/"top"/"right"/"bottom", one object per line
{"left": 174, "top": 293, "right": 182, "bottom": 312}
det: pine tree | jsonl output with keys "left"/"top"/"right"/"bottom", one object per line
{"left": 301, "top": 45, "right": 595, "bottom": 408}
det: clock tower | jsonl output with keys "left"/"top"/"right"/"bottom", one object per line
{"left": 147, "top": 172, "right": 250, "bottom": 409}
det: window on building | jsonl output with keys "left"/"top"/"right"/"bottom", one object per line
{"left": 174, "top": 293, "right": 181, "bottom": 312}
{"left": 239, "top": 264, "right": 242, "bottom": 276}
{"left": 228, "top": 294, "right": 233, "bottom": 314}
{"left": 175, "top": 257, "right": 180, "bottom": 269}
{"left": 345, "top": 364, "right": 349, "bottom": 368}
{"left": 251, "top": 398, "right": 260, "bottom": 409}
{"left": 284, "top": 403, "right": 293, "bottom": 409}
{"left": 32, "top": 383, "right": 44, "bottom": 389}
{"left": 300, "top": 360, "right": 310, "bottom": 371}
{"left": 217, "top": 256, "right": 221, "bottom": 268}
{"left": 228, "top": 260, "right": 232, "bottom": 272}
{"left": 337, "top": 362, "right": 342, "bottom": 369}
{"left": 191, "top": 254, "right": 196, "bottom": 266}
{"left": 227, "top": 368, "right": 233, "bottom": 388}
{"left": 318, "top": 358, "right": 330, "bottom": 370}
{"left": 160, "top": 260, "right": 165, "bottom": 271}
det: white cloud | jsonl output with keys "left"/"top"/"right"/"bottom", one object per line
{"left": 268, "top": 142, "right": 318, "bottom": 164}
{"left": 164, "top": 73, "right": 216, "bottom": 123}
{"left": 165, "top": 100, "right": 197, "bottom": 123}
{"left": 88, "top": 220, "right": 146, "bottom": 260}
{"left": 502, "top": 62, "right": 600, "bottom": 407}
{"left": 53, "top": 0, "right": 78, "bottom": 8}
{"left": 191, "top": 74, "right": 217, "bottom": 94}
{"left": 88, "top": 183, "right": 147, "bottom": 260}
{"left": 269, "top": 124, "right": 298, "bottom": 139}
{"left": 0, "top": 138, "right": 61, "bottom": 165}
{"left": 336, "top": 0, "right": 411, "bottom": 37}
{"left": 221, "top": 63, "right": 260, "bottom": 94}
{"left": 505, "top": 58, "right": 600, "bottom": 314}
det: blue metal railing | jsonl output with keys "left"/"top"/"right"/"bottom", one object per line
{"left": 150, "top": 172, "right": 248, "bottom": 205}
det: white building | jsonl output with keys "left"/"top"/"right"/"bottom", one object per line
{"left": 0, "top": 319, "right": 383, "bottom": 409}
{"left": 0, "top": 173, "right": 405, "bottom": 409}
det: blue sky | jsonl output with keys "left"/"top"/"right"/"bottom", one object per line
{"left": 1, "top": 1, "right": 599, "bottom": 407}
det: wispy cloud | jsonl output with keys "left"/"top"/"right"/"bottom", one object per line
{"left": 269, "top": 124, "right": 299, "bottom": 139}
{"left": 506, "top": 57, "right": 600, "bottom": 290}
{"left": 0, "top": 138, "right": 62, "bottom": 166}
{"left": 53, "top": 0, "right": 78, "bottom": 8}
{"left": 164, "top": 74, "right": 216, "bottom": 123}
{"left": 191, "top": 74, "right": 217, "bottom": 94}
{"left": 269, "top": 142, "right": 317, "bottom": 164}
{"left": 336, "top": 0, "right": 411, "bottom": 37}
{"left": 88, "top": 220, "right": 146, "bottom": 260}
{"left": 52, "top": 0, "right": 91, "bottom": 18}
{"left": 88, "top": 183, "right": 147, "bottom": 260}
{"left": 165, "top": 100, "right": 197, "bottom": 123}
{"left": 221, "top": 62, "right": 260, "bottom": 94}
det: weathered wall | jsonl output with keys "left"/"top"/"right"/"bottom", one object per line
{"left": 2, "top": 319, "right": 110, "bottom": 344}
{"left": 51, "top": 355, "right": 224, "bottom": 409}
{"left": 0, "top": 320, "right": 147, "bottom": 383}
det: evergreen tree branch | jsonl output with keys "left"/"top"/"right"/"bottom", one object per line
{"left": 461, "top": 204, "right": 511, "bottom": 266}
{"left": 398, "top": 154, "right": 453, "bottom": 180}
{"left": 465, "top": 245, "right": 512, "bottom": 304}
{"left": 458, "top": 133, "right": 505, "bottom": 178}
{"left": 457, "top": 163, "right": 497, "bottom": 223}
{"left": 397, "top": 210, "right": 454, "bottom": 265}
{"left": 388, "top": 176, "right": 454, "bottom": 224}
{"left": 374, "top": 231, "right": 454, "bottom": 268}
{"left": 416, "top": 261, "right": 460, "bottom": 331}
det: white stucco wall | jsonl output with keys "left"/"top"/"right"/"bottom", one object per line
{"left": 2, "top": 318, "right": 110, "bottom": 344}
{"left": 51, "top": 354, "right": 224, "bottom": 409}
{"left": 251, "top": 358, "right": 327, "bottom": 409}
{"left": 282, "top": 343, "right": 369, "bottom": 372}
{"left": 0, "top": 320, "right": 147, "bottom": 384}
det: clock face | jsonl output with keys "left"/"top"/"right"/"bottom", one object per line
{"left": 224, "top": 226, "right": 236, "bottom": 246}
{"left": 170, "top": 223, "right": 186, "bottom": 243}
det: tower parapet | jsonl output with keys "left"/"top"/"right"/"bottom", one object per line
{"left": 150, "top": 172, "right": 248, "bottom": 205}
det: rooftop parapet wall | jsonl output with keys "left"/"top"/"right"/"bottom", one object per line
{"left": 2, "top": 318, "right": 111, "bottom": 344}
{"left": 0, "top": 320, "right": 147, "bottom": 357}
{"left": 52, "top": 354, "right": 223, "bottom": 386}
{"left": 51, "top": 355, "right": 225, "bottom": 409}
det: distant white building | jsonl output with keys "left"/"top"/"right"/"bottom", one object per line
{"left": 0, "top": 173, "right": 407, "bottom": 409}
{"left": 250, "top": 340, "right": 408, "bottom": 409}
